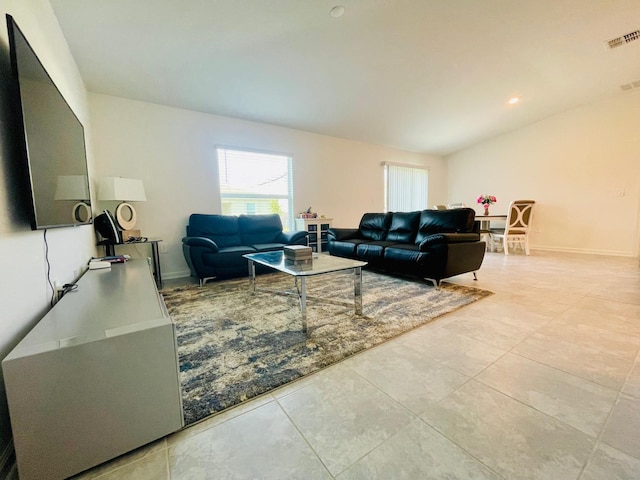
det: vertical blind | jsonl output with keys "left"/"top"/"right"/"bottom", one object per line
{"left": 385, "top": 164, "right": 429, "bottom": 212}
{"left": 217, "top": 147, "right": 294, "bottom": 230}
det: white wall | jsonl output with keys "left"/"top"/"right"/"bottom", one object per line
{"left": 0, "top": 0, "right": 97, "bottom": 456}
{"left": 447, "top": 92, "right": 640, "bottom": 257}
{"left": 88, "top": 93, "right": 446, "bottom": 278}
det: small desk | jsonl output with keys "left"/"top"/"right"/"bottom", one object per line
{"left": 98, "top": 239, "right": 163, "bottom": 288}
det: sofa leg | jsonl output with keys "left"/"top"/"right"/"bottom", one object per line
{"left": 473, "top": 272, "right": 478, "bottom": 281}
{"left": 424, "top": 278, "right": 440, "bottom": 288}
{"left": 199, "top": 276, "right": 216, "bottom": 287}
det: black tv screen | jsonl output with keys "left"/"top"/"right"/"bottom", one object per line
{"left": 6, "top": 15, "right": 91, "bottom": 230}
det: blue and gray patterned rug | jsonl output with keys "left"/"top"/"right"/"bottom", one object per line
{"left": 161, "top": 270, "right": 492, "bottom": 426}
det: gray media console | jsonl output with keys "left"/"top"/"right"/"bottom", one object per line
{"left": 2, "top": 260, "right": 184, "bottom": 480}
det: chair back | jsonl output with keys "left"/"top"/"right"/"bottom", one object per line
{"left": 447, "top": 202, "right": 466, "bottom": 209}
{"left": 505, "top": 200, "right": 535, "bottom": 234}
{"left": 433, "top": 205, "right": 447, "bottom": 210}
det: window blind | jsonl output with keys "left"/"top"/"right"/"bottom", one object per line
{"left": 385, "top": 164, "right": 429, "bottom": 212}
{"left": 217, "top": 147, "right": 294, "bottom": 230}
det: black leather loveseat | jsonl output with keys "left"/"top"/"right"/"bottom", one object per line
{"left": 327, "top": 208, "right": 485, "bottom": 285}
{"left": 182, "top": 213, "right": 308, "bottom": 285}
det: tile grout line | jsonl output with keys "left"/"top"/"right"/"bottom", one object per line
{"left": 273, "top": 396, "right": 337, "bottom": 479}
{"left": 576, "top": 346, "right": 640, "bottom": 479}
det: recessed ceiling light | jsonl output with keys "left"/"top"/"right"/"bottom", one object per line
{"left": 508, "top": 97, "right": 520, "bottom": 105}
{"left": 330, "top": 6, "right": 345, "bottom": 18}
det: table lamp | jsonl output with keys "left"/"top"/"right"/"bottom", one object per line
{"left": 54, "top": 175, "right": 92, "bottom": 223}
{"left": 98, "top": 177, "right": 146, "bottom": 240}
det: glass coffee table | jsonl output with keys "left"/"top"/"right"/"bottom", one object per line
{"left": 243, "top": 251, "right": 368, "bottom": 333}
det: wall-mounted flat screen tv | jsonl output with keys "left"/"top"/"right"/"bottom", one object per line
{"left": 6, "top": 14, "right": 91, "bottom": 230}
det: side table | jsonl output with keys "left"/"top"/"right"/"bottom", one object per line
{"left": 98, "top": 239, "right": 163, "bottom": 288}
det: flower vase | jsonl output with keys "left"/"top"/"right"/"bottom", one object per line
{"left": 484, "top": 206, "right": 489, "bottom": 216}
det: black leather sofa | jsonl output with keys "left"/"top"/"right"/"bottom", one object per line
{"left": 327, "top": 208, "right": 486, "bottom": 285}
{"left": 182, "top": 213, "right": 308, "bottom": 285}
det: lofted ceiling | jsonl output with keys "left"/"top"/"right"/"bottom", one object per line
{"left": 49, "top": 0, "right": 640, "bottom": 156}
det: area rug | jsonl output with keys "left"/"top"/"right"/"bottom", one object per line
{"left": 161, "top": 270, "right": 492, "bottom": 426}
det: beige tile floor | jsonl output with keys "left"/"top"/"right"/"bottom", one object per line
{"left": 73, "top": 250, "right": 640, "bottom": 479}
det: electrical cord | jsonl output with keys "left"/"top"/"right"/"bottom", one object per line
{"left": 61, "top": 283, "right": 78, "bottom": 297}
{"left": 44, "top": 229, "right": 56, "bottom": 307}
{"left": 44, "top": 229, "right": 79, "bottom": 306}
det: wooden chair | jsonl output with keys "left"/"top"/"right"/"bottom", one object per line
{"left": 433, "top": 204, "right": 447, "bottom": 210}
{"left": 490, "top": 200, "right": 535, "bottom": 255}
{"left": 447, "top": 202, "right": 466, "bottom": 209}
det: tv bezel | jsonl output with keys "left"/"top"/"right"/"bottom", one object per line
{"left": 6, "top": 14, "right": 92, "bottom": 230}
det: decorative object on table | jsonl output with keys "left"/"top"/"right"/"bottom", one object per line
{"left": 284, "top": 245, "right": 313, "bottom": 269}
{"left": 284, "top": 245, "right": 312, "bottom": 261}
{"left": 98, "top": 177, "right": 147, "bottom": 240}
{"left": 477, "top": 194, "right": 497, "bottom": 215}
{"left": 161, "top": 270, "right": 492, "bottom": 425}
{"left": 94, "top": 209, "right": 122, "bottom": 244}
{"left": 54, "top": 175, "right": 92, "bottom": 224}
{"left": 299, "top": 206, "right": 318, "bottom": 218}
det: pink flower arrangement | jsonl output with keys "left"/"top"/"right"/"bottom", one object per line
{"left": 477, "top": 194, "right": 497, "bottom": 206}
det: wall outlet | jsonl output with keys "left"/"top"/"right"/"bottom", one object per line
{"left": 159, "top": 243, "right": 168, "bottom": 254}
{"left": 53, "top": 282, "right": 64, "bottom": 303}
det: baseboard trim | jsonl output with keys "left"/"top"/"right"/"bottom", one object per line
{"left": 532, "top": 245, "right": 637, "bottom": 257}
{"left": 162, "top": 269, "right": 192, "bottom": 281}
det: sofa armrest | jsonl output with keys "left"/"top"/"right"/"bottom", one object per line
{"left": 441, "top": 232, "right": 481, "bottom": 243}
{"left": 327, "top": 228, "right": 360, "bottom": 241}
{"left": 278, "top": 230, "right": 309, "bottom": 244}
{"left": 182, "top": 236, "right": 219, "bottom": 253}
{"left": 418, "top": 234, "right": 447, "bottom": 251}
{"left": 418, "top": 233, "right": 480, "bottom": 251}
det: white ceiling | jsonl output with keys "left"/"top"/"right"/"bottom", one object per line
{"left": 49, "top": 0, "right": 640, "bottom": 155}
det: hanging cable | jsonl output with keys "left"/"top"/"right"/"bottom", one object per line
{"left": 44, "top": 229, "right": 56, "bottom": 307}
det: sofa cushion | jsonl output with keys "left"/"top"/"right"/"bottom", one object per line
{"left": 239, "top": 214, "right": 284, "bottom": 245}
{"left": 415, "top": 208, "right": 476, "bottom": 244}
{"left": 202, "top": 245, "right": 256, "bottom": 269}
{"left": 356, "top": 241, "right": 398, "bottom": 261}
{"left": 384, "top": 244, "right": 424, "bottom": 264}
{"left": 387, "top": 211, "right": 420, "bottom": 243}
{"left": 358, "top": 212, "right": 392, "bottom": 241}
{"left": 187, "top": 214, "right": 242, "bottom": 249}
{"left": 328, "top": 238, "right": 369, "bottom": 257}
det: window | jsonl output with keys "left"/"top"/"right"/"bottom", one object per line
{"left": 217, "top": 147, "right": 294, "bottom": 230}
{"left": 383, "top": 163, "right": 429, "bottom": 212}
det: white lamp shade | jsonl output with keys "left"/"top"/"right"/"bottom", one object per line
{"left": 54, "top": 175, "right": 90, "bottom": 200}
{"left": 98, "top": 177, "right": 146, "bottom": 202}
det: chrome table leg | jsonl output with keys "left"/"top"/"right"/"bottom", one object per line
{"left": 300, "top": 277, "right": 307, "bottom": 333}
{"left": 354, "top": 267, "right": 363, "bottom": 315}
{"left": 248, "top": 260, "right": 256, "bottom": 294}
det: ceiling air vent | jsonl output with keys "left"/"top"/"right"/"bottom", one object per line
{"left": 607, "top": 29, "right": 640, "bottom": 49}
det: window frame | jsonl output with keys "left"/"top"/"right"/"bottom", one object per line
{"left": 216, "top": 146, "right": 295, "bottom": 230}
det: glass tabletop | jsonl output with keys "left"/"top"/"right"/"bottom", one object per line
{"left": 244, "top": 251, "right": 367, "bottom": 276}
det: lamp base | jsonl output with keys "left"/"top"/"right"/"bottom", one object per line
{"left": 115, "top": 202, "right": 138, "bottom": 231}
{"left": 122, "top": 230, "right": 142, "bottom": 242}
